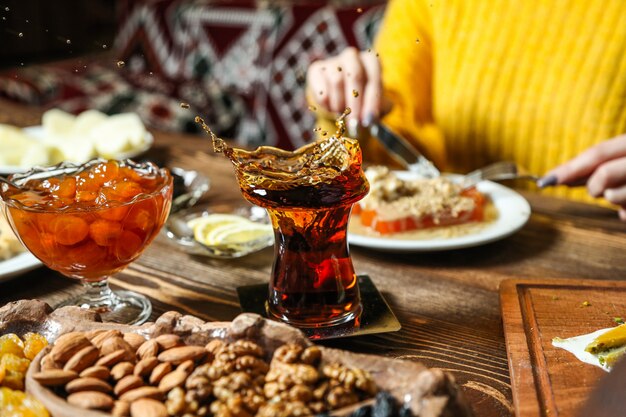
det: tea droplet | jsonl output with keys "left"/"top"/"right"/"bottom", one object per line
{"left": 334, "top": 108, "right": 352, "bottom": 137}
{"left": 25, "top": 19, "right": 29, "bottom": 23}
{"left": 367, "top": 48, "right": 371, "bottom": 52}
{"left": 337, "top": 66, "right": 342, "bottom": 72}
{"left": 321, "top": 131, "right": 328, "bottom": 136}
{"left": 352, "top": 90, "right": 359, "bottom": 98}
{"left": 102, "top": 44, "right": 108, "bottom": 49}
{"left": 116, "top": 60, "right": 125, "bottom": 68}
{"left": 319, "top": 90, "right": 324, "bottom": 95}
{"left": 18, "top": 32, "right": 23, "bottom": 37}
{"left": 180, "top": 102, "right": 190, "bottom": 109}
{"left": 4, "top": 6, "right": 9, "bottom": 11}
{"left": 20, "top": 62, "right": 24, "bottom": 66}
{"left": 357, "top": 7, "right": 363, "bottom": 13}
{"left": 66, "top": 39, "right": 71, "bottom": 45}
{"left": 1, "top": 17, "right": 5, "bottom": 20}
{"left": 415, "top": 38, "right": 420, "bottom": 43}
{"left": 308, "top": 105, "right": 317, "bottom": 111}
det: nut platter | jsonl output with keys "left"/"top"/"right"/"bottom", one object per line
{"left": 0, "top": 300, "right": 473, "bottom": 417}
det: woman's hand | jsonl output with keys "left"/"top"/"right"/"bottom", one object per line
{"left": 306, "top": 47, "right": 382, "bottom": 125}
{"left": 540, "top": 134, "right": 626, "bottom": 220}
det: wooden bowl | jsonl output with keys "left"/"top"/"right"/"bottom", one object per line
{"left": 0, "top": 300, "right": 472, "bottom": 417}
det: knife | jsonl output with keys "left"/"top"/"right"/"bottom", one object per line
{"left": 368, "top": 122, "right": 440, "bottom": 178}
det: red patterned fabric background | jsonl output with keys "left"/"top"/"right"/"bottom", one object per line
{"left": 0, "top": 0, "right": 386, "bottom": 149}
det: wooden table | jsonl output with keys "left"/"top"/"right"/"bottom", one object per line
{"left": 2, "top": 98, "right": 626, "bottom": 417}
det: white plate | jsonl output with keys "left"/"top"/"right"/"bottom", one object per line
{"left": 348, "top": 173, "right": 531, "bottom": 252}
{"left": 0, "top": 251, "right": 42, "bottom": 284}
{"left": 0, "top": 126, "right": 154, "bottom": 175}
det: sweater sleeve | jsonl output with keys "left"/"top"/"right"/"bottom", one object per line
{"left": 374, "top": 0, "right": 446, "bottom": 169}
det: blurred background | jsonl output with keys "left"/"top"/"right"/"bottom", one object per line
{"left": 0, "top": 0, "right": 385, "bottom": 149}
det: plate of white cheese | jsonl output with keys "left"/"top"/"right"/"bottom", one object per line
{"left": 0, "top": 109, "right": 153, "bottom": 174}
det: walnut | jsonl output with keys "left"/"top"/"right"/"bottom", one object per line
{"left": 322, "top": 364, "right": 377, "bottom": 396}
{"left": 228, "top": 340, "right": 264, "bottom": 358}
{"left": 257, "top": 401, "right": 314, "bottom": 417}
{"left": 326, "top": 385, "right": 360, "bottom": 409}
{"left": 166, "top": 387, "right": 187, "bottom": 416}
{"left": 235, "top": 355, "right": 270, "bottom": 375}
{"left": 272, "top": 344, "right": 304, "bottom": 364}
{"left": 300, "top": 346, "right": 321, "bottom": 366}
{"left": 266, "top": 362, "right": 319, "bottom": 386}
{"left": 211, "top": 396, "right": 255, "bottom": 417}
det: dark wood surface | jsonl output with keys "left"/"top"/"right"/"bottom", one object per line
{"left": 2, "top": 98, "right": 626, "bottom": 417}
{"left": 500, "top": 278, "right": 626, "bottom": 417}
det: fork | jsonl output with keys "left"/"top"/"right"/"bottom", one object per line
{"left": 461, "top": 161, "right": 539, "bottom": 189}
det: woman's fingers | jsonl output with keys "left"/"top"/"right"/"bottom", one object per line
{"left": 339, "top": 48, "right": 366, "bottom": 122}
{"left": 359, "top": 50, "right": 382, "bottom": 125}
{"left": 306, "top": 48, "right": 383, "bottom": 121}
{"left": 587, "top": 156, "right": 626, "bottom": 198}
{"left": 307, "top": 60, "right": 331, "bottom": 109}
{"left": 546, "top": 134, "right": 626, "bottom": 185}
{"left": 321, "top": 56, "right": 345, "bottom": 113}
{"left": 619, "top": 208, "right": 626, "bottom": 222}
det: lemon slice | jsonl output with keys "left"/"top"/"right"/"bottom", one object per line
{"left": 189, "top": 214, "right": 271, "bottom": 247}
{"left": 187, "top": 214, "right": 247, "bottom": 230}
{"left": 206, "top": 223, "right": 273, "bottom": 246}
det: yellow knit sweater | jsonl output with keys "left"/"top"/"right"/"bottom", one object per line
{"left": 362, "top": 0, "right": 626, "bottom": 202}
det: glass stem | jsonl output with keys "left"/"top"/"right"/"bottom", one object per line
{"left": 81, "top": 278, "right": 117, "bottom": 309}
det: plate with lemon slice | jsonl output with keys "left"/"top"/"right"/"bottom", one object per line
{"left": 164, "top": 204, "right": 274, "bottom": 258}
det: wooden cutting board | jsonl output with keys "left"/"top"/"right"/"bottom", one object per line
{"left": 500, "top": 278, "right": 626, "bottom": 417}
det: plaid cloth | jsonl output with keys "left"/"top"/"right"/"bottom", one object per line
{"left": 0, "top": 0, "right": 385, "bottom": 149}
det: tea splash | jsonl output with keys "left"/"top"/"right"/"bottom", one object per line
{"left": 199, "top": 110, "right": 369, "bottom": 327}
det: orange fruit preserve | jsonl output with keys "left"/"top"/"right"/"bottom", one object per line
{"left": 1, "top": 160, "right": 172, "bottom": 281}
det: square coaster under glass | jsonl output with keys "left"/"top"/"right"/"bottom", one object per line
{"left": 237, "top": 275, "right": 401, "bottom": 340}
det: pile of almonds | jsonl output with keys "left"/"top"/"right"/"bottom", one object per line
{"left": 31, "top": 330, "right": 378, "bottom": 417}
{"left": 33, "top": 330, "right": 207, "bottom": 416}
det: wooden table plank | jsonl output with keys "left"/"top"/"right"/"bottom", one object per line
{"left": 1, "top": 98, "right": 625, "bottom": 417}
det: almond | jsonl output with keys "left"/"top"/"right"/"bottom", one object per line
{"left": 91, "top": 329, "right": 123, "bottom": 349}
{"left": 134, "top": 357, "right": 159, "bottom": 377}
{"left": 32, "top": 369, "right": 78, "bottom": 386}
{"left": 40, "top": 353, "right": 62, "bottom": 371}
{"left": 148, "top": 362, "right": 172, "bottom": 385}
{"left": 112, "top": 400, "right": 131, "bottom": 417}
{"left": 111, "top": 361, "right": 135, "bottom": 381}
{"left": 64, "top": 345, "right": 99, "bottom": 373}
{"left": 157, "top": 346, "right": 206, "bottom": 364}
{"left": 130, "top": 398, "right": 168, "bottom": 417}
{"left": 50, "top": 332, "right": 92, "bottom": 363}
{"left": 85, "top": 329, "right": 106, "bottom": 341}
{"left": 114, "top": 375, "right": 144, "bottom": 397}
{"left": 154, "top": 334, "right": 182, "bottom": 350}
{"left": 136, "top": 339, "right": 159, "bottom": 360}
{"left": 176, "top": 359, "right": 194, "bottom": 375}
{"left": 66, "top": 377, "right": 113, "bottom": 394}
{"left": 157, "top": 370, "right": 187, "bottom": 392}
{"left": 119, "top": 386, "right": 163, "bottom": 402}
{"left": 80, "top": 366, "right": 110, "bottom": 380}
{"left": 101, "top": 336, "right": 134, "bottom": 359}
{"left": 67, "top": 391, "right": 114, "bottom": 410}
{"left": 96, "top": 349, "right": 127, "bottom": 367}
{"left": 123, "top": 333, "right": 146, "bottom": 351}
